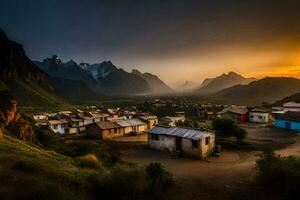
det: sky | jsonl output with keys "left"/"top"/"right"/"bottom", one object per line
{"left": 1, "top": 0, "right": 300, "bottom": 87}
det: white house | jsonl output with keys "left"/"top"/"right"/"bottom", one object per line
{"left": 249, "top": 108, "right": 270, "bottom": 123}
{"left": 48, "top": 120, "right": 69, "bottom": 134}
{"left": 160, "top": 116, "right": 185, "bottom": 127}
{"left": 147, "top": 126, "right": 215, "bottom": 159}
{"left": 283, "top": 102, "right": 300, "bottom": 112}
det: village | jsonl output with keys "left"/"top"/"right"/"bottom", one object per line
{"left": 32, "top": 99, "right": 300, "bottom": 160}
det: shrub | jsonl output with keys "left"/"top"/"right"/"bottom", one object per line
{"left": 255, "top": 152, "right": 300, "bottom": 199}
{"left": 87, "top": 166, "right": 144, "bottom": 200}
{"left": 145, "top": 162, "right": 175, "bottom": 194}
{"left": 77, "top": 154, "right": 102, "bottom": 169}
{"left": 212, "top": 117, "right": 247, "bottom": 142}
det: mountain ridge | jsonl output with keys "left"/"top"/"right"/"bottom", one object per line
{"left": 210, "top": 77, "right": 300, "bottom": 105}
{"left": 196, "top": 71, "right": 256, "bottom": 94}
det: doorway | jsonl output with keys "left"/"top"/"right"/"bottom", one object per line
{"left": 176, "top": 137, "right": 182, "bottom": 150}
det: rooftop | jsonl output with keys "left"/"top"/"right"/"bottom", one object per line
{"left": 94, "top": 121, "right": 121, "bottom": 129}
{"left": 275, "top": 111, "right": 300, "bottom": 122}
{"left": 148, "top": 126, "right": 212, "bottom": 140}
{"left": 115, "top": 119, "right": 146, "bottom": 127}
{"left": 48, "top": 120, "right": 69, "bottom": 125}
{"left": 218, "top": 106, "right": 248, "bottom": 115}
{"left": 161, "top": 116, "right": 185, "bottom": 122}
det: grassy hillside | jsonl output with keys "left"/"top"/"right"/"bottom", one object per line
{"left": 4, "top": 79, "right": 66, "bottom": 106}
{"left": 0, "top": 129, "right": 177, "bottom": 200}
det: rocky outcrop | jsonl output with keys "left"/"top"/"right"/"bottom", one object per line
{"left": 0, "top": 97, "right": 18, "bottom": 126}
{"left": 0, "top": 95, "right": 35, "bottom": 143}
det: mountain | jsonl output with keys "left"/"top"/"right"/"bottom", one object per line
{"left": 35, "top": 56, "right": 97, "bottom": 87}
{"left": 37, "top": 56, "right": 172, "bottom": 95}
{"left": 200, "top": 78, "right": 214, "bottom": 88}
{"left": 0, "top": 29, "right": 99, "bottom": 105}
{"left": 0, "top": 29, "right": 64, "bottom": 106}
{"left": 176, "top": 80, "right": 199, "bottom": 92}
{"left": 79, "top": 61, "right": 118, "bottom": 80}
{"left": 196, "top": 72, "right": 256, "bottom": 94}
{"left": 97, "top": 68, "right": 151, "bottom": 95}
{"left": 132, "top": 69, "right": 173, "bottom": 94}
{"left": 274, "top": 92, "right": 300, "bottom": 106}
{"left": 211, "top": 77, "right": 300, "bottom": 105}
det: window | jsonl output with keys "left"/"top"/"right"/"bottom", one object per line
{"left": 114, "top": 128, "right": 118, "bottom": 133}
{"left": 192, "top": 140, "right": 198, "bottom": 148}
{"left": 250, "top": 115, "right": 254, "bottom": 118}
{"left": 205, "top": 137, "right": 210, "bottom": 145}
{"left": 258, "top": 116, "right": 262, "bottom": 119}
{"left": 151, "top": 134, "right": 159, "bottom": 140}
{"left": 53, "top": 124, "right": 58, "bottom": 129}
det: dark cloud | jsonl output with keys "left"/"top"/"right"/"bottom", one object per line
{"left": 1, "top": 0, "right": 300, "bottom": 83}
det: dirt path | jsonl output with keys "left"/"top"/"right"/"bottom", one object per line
{"left": 118, "top": 128, "right": 300, "bottom": 200}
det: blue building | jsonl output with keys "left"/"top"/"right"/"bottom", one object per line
{"left": 275, "top": 111, "right": 300, "bottom": 132}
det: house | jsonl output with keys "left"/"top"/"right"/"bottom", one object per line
{"left": 48, "top": 119, "right": 69, "bottom": 134}
{"left": 249, "top": 108, "right": 270, "bottom": 123}
{"left": 160, "top": 116, "right": 185, "bottom": 127}
{"left": 275, "top": 111, "right": 300, "bottom": 132}
{"left": 139, "top": 115, "right": 159, "bottom": 129}
{"left": 86, "top": 121, "right": 125, "bottom": 139}
{"left": 33, "top": 114, "right": 48, "bottom": 121}
{"left": 283, "top": 102, "right": 300, "bottom": 112}
{"left": 115, "top": 119, "right": 147, "bottom": 134}
{"left": 147, "top": 126, "right": 215, "bottom": 159}
{"left": 67, "top": 118, "right": 85, "bottom": 134}
{"left": 175, "top": 111, "right": 185, "bottom": 119}
{"left": 218, "top": 106, "right": 248, "bottom": 123}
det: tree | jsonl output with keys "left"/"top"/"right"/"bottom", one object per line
{"left": 212, "top": 117, "right": 247, "bottom": 142}
{"left": 145, "top": 162, "right": 174, "bottom": 194}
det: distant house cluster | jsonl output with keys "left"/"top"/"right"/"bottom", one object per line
{"left": 33, "top": 106, "right": 158, "bottom": 138}
{"left": 215, "top": 101, "right": 300, "bottom": 132}
{"left": 273, "top": 102, "right": 300, "bottom": 132}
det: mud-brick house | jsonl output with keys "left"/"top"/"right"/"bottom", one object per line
{"left": 48, "top": 119, "right": 69, "bottom": 134}
{"left": 139, "top": 115, "right": 159, "bottom": 129}
{"left": 115, "top": 119, "right": 147, "bottom": 134}
{"left": 147, "top": 126, "right": 215, "bottom": 159}
{"left": 160, "top": 116, "right": 185, "bottom": 127}
{"left": 218, "top": 106, "right": 249, "bottom": 123}
{"left": 67, "top": 118, "right": 85, "bottom": 134}
{"left": 249, "top": 108, "right": 271, "bottom": 123}
{"left": 86, "top": 121, "right": 125, "bottom": 139}
{"left": 275, "top": 111, "right": 300, "bottom": 132}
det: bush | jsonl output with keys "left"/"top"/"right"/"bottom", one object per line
{"left": 87, "top": 166, "right": 144, "bottom": 200}
{"left": 145, "top": 162, "right": 175, "bottom": 194}
{"left": 212, "top": 117, "right": 247, "bottom": 142}
{"left": 77, "top": 154, "right": 102, "bottom": 169}
{"left": 254, "top": 152, "right": 300, "bottom": 199}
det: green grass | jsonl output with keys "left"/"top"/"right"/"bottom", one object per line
{"left": 0, "top": 80, "right": 8, "bottom": 91}
{"left": 0, "top": 130, "right": 178, "bottom": 200}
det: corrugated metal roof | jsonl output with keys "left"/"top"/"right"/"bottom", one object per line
{"left": 148, "top": 126, "right": 212, "bottom": 140}
{"left": 115, "top": 119, "right": 146, "bottom": 127}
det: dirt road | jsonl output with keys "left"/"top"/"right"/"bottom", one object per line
{"left": 117, "top": 126, "right": 300, "bottom": 199}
